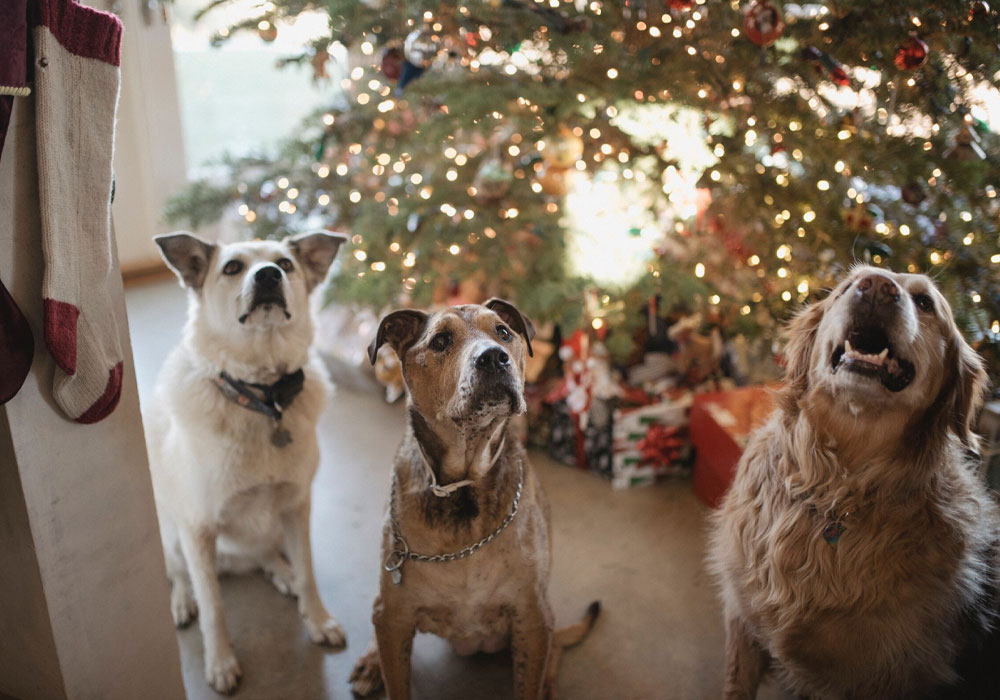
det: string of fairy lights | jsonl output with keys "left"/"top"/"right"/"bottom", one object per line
{"left": 204, "top": 0, "right": 999, "bottom": 349}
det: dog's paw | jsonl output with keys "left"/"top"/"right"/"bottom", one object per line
{"left": 170, "top": 584, "right": 198, "bottom": 628}
{"left": 349, "top": 650, "right": 383, "bottom": 696}
{"left": 205, "top": 651, "right": 242, "bottom": 694}
{"left": 305, "top": 614, "right": 347, "bottom": 649}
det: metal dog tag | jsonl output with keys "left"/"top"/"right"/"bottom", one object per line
{"left": 271, "top": 425, "right": 292, "bottom": 448}
{"left": 390, "top": 568, "right": 402, "bottom": 585}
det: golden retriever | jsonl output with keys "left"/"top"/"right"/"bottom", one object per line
{"left": 710, "top": 265, "right": 999, "bottom": 699}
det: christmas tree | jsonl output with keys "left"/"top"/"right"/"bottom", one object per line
{"left": 167, "top": 0, "right": 1000, "bottom": 376}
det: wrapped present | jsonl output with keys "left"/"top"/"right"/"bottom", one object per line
{"left": 690, "top": 385, "right": 777, "bottom": 507}
{"left": 609, "top": 392, "right": 694, "bottom": 489}
{"left": 546, "top": 381, "right": 694, "bottom": 488}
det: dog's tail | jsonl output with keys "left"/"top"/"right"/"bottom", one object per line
{"left": 544, "top": 602, "right": 601, "bottom": 694}
{"left": 555, "top": 600, "right": 601, "bottom": 648}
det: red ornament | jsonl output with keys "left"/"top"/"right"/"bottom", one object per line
{"left": 381, "top": 47, "right": 403, "bottom": 81}
{"left": 830, "top": 64, "right": 850, "bottom": 86}
{"left": 744, "top": 1, "right": 785, "bottom": 47}
{"left": 970, "top": 2, "right": 991, "bottom": 22}
{"left": 666, "top": 0, "right": 695, "bottom": 9}
{"left": 801, "top": 46, "right": 851, "bottom": 87}
{"left": 894, "top": 36, "right": 929, "bottom": 70}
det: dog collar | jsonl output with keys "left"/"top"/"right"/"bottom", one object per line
{"left": 213, "top": 368, "right": 304, "bottom": 447}
{"left": 417, "top": 436, "right": 507, "bottom": 498}
{"left": 383, "top": 458, "right": 523, "bottom": 586}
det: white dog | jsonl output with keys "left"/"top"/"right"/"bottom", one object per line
{"left": 147, "top": 230, "right": 347, "bottom": 693}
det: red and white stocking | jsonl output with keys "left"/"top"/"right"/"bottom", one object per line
{"left": 33, "top": 0, "right": 124, "bottom": 423}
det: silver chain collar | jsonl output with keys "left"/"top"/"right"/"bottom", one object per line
{"left": 383, "top": 461, "right": 524, "bottom": 586}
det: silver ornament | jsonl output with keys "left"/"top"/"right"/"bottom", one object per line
{"left": 404, "top": 27, "right": 442, "bottom": 68}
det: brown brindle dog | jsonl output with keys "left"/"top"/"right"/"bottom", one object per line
{"left": 349, "top": 299, "right": 599, "bottom": 700}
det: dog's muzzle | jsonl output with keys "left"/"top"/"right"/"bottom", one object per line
{"left": 472, "top": 346, "right": 519, "bottom": 408}
{"left": 240, "top": 265, "right": 290, "bottom": 323}
{"left": 830, "top": 274, "right": 915, "bottom": 392}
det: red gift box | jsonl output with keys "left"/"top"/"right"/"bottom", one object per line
{"left": 690, "top": 385, "right": 777, "bottom": 508}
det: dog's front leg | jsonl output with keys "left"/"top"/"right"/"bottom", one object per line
{"left": 373, "top": 595, "right": 416, "bottom": 700}
{"left": 723, "top": 615, "right": 768, "bottom": 700}
{"left": 177, "top": 525, "right": 241, "bottom": 693}
{"left": 280, "top": 499, "right": 346, "bottom": 648}
{"left": 511, "top": 597, "right": 555, "bottom": 700}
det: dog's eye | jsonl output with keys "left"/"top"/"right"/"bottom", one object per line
{"left": 276, "top": 258, "right": 294, "bottom": 273}
{"left": 222, "top": 260, "right": 243, "bottom": 276}
{"left": 496, "top": 325, "right": 512, "bottom": 342}
{"left": 913, "top": 293, "right": 934, "bottom": 313}
{"left": 429, "top": 332, "right": 452, "bottom": 352}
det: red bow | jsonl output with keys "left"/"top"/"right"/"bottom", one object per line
{"left": 637, "top": 424, "right": 685, "bottom": 466}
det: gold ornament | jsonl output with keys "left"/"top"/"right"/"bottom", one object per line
{"left": 257, "top": 21, "right": 278, "bottom": 42}
{"left": 542, "top": 127, "right": 584, "bottom": 170}
{"left": 536, "top": 163, "right": 570, "bottom": 196}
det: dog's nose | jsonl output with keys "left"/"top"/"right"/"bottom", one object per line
{"left": 856, "top": 273, "right": 900, "bottom": 306}
{"left": 254, "top": 265, "right": 282, "bottom": 289}
{"left": 476, "top": 347, "right": 510, "bottom": 373}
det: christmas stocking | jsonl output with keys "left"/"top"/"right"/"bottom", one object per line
{"left": 1, "top": 0, "right": 33, "bottom": 405}
{"left": 0, "top": 279, "right": 33, "bottom": 405}
{"left": 33, "top": 0, "right": 124, "bottom": 423}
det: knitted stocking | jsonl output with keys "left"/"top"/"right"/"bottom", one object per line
{"left": 33, "top": 0, "right": 124, "bottom": 423}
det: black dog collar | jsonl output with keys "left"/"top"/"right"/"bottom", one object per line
{"left": 213, "top": 368, "right": 305, "bottom": 446}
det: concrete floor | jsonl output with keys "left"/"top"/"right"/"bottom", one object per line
{"left": 125, "top": 280, "right": 790, "bottom": 700}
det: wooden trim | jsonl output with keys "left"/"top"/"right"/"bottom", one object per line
{"left": 121, "top": 259, "right": 173, "bottom": 287}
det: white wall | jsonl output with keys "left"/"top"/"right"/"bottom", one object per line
{"left": 111, "top": 1, "right": 189, "bottom": 271}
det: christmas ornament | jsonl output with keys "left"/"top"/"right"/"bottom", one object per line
{"left": 665, "top": 0, "right": 695, "bottom": 9}
{"left": 542, "top": 127, "right": 584, "bottom": 170}
{"left": 969, "top": 2, "right": 991, "bottom": 23}
{"left": 744, "top": 1, "right": 785, "bottom": 47}
{"left": 473, "top": 158, "right": 513, "bottom": 203}
{"left": 536, "top": 163, "right": 570, "bottom": 197}
{"left": 945, "top": 123, "right": 987, "bottom": 161}
{"left": 381, "top": 47, "right": 403, "bottom": 81}
{"left": 901, "top": 181, "right": 926, "bottom": 205}
{"left": 801, "top": 46, "right": 850, "bottom": 86}
{"left": 257, "top": 21, "right": 278, "bottom": 43}
{"left": 403, "top": 27, "right": 443, "bottom": 68}
{"left": 894, "top": 36, "right": 929, "bottom": 71}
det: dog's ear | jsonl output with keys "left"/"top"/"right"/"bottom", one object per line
{"left": 950, "top": 334, "right": 989, "bottom": 447}
{"left": 484, "top": 298, "right": 535, "bottom": 357}
{"left": 778, "top": 295, "right": 829, "bottom": 412}
{"left": 287, "top": 231, "right": 348, "bottom": 291}
{"left": 154, "top": 232, "right": 216, "bottom": 290}
{"left": 368, "top": 309, "right": 429, "bottom": 365}
{"left": 924, "top": 325, "right": 990, "bottom": 449}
